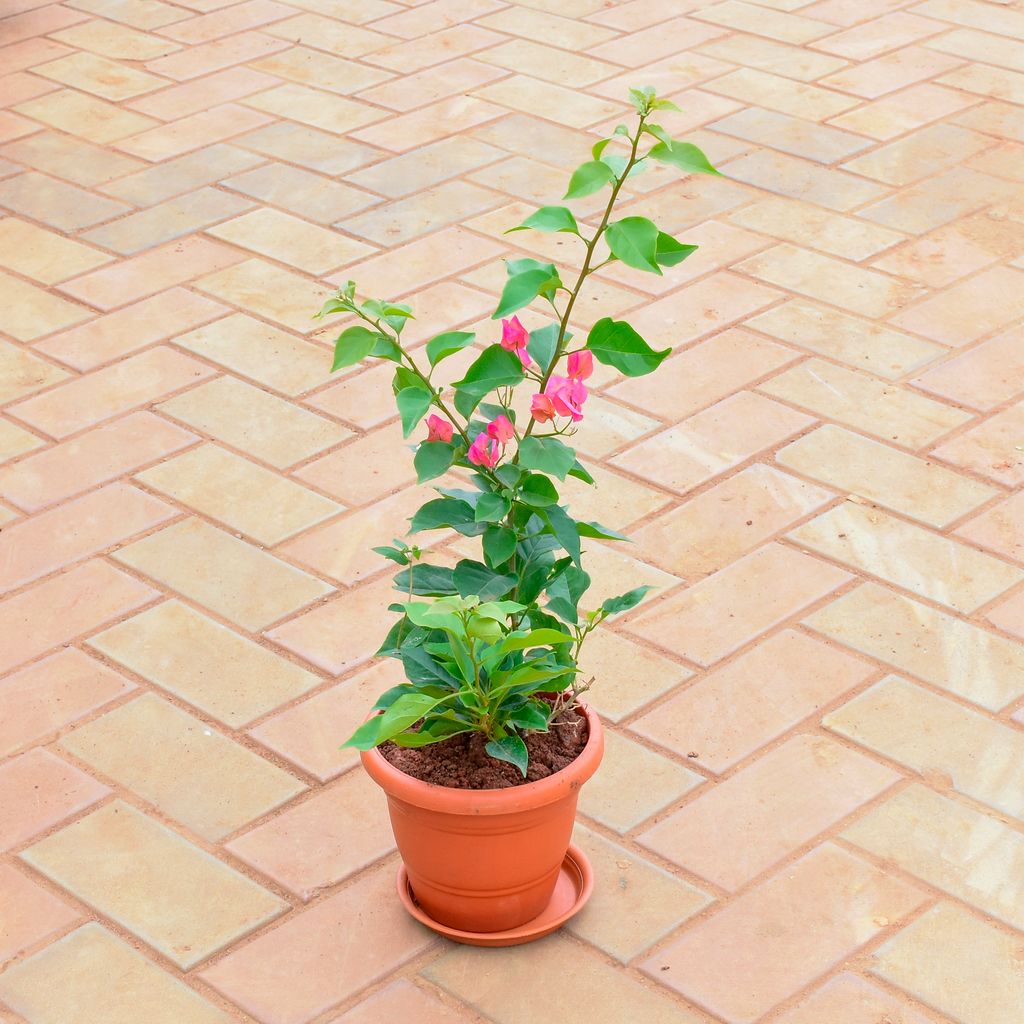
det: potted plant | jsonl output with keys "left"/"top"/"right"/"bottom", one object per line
{"left": 317, "top": 87, "right": 719, "bottom": 945}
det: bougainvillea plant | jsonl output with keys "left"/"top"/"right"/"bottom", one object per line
{"left": 320, "top": 87, "right": 719, "bottom": 775}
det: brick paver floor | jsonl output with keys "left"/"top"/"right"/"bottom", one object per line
{"left": 2, "top": 0, "right": 1023, "bottom": 1021}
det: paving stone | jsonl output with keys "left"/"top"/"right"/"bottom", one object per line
{"left": 0, "top": 340, "right": 69, "bottom": 402}
{"left": 914, "top": 327, "right": 1024, "bottom": 410}
{"left": 957, "top": 489, "right": 1024, "bottom": 564}
{"left": 0, "top": 217, "right": 111, "bottom": 284}
{"left": 60, "top": 693, "right": 305, "bottom": 841}
{"left": 199, "top": 858, "right": 435, "bottom": 1024}
{"left": 932, "top": 402, "right": 1024, "bottom": 487}
{"left": 776, "top": 424, "right": 997, "bottom": 528}
{"left": 113, "top": 518, "right": 332, "bottom": 630}
{"left": 0, "top": 924, "right": 233, "bottom": 1024}
{"left": 788, "top": 500, "right": 1024, "bottom": 612}
{"left": 14, "top": 88, "right": 159, "bottom": 144}
{"left": 33, "top": 51, "right": 168, "bottom": 101}
{"left": 21, "top": 801, "right": 287, "bottom": 968}
{"left": 806, "top": 582, "right": 1024, "bottom": 711}
{"left": 0, "top": 131, "right": 146, "bottom": 187}
{"left": 426, "top": 933, "right": 706, "bottom": 1024}
{"left": 775, "top": 970, "right": 939, "bottom": 1024}
{"left": 89, "top": 599, "right": 321, "bottom": 727}
{"left": 0, "top": 274, "right": 92, "bottom": 342}
{"left": 844, "top": 783, "right": 1024, "bottom": 930}
{"left": 0, "top": 862, "right": 79, "bottom": 963}
{"left": 578, "top": 728, "right": 703, "bottom": 833}
{"left": 329, "top": 979, "right": 477, "bottom": 1024}
{"left": 871, "top": 902, "right": 1024, "bottom": 1024}
{"left": 642, "top": 843, "right": 926, "bottom": 1024}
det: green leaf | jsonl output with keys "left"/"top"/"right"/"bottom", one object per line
{"left": 650, "top": 98, "right": 681, "bottom": 112}
{"left": 370, "top": 335, "right": 402, "bottom": 362}
{"left": 401, "top": 646, "right": 462, "bottom": 688}
{"left": 500, "top": 629, "right": 575, "bottom": 652}
{"left": 396, "top": 387, "right": 433, "bottom": 438}
{"left": 493, "top": 269, "right": 557, "bottom": 320}
{"left": 393, "top": 563, "right": 458, "bottom": 597}
{"left": 507, "top": 206, "right": 579, "bottom": 235}
{"left": 586, "top": 317, "right": 670, "bottom": 377}
{"left": 564, "top": 160, "right": 615, "bottom": 200}
{"left": 656, "top": 232, "right": 698, "bottom": 268}
{"left": 372, "top": 545, "right": 409, "bottom": 566}
{"left": 506, "top": 257, "right": 557, "bottom": 277}
{"left": 568, "top": 460, "right": 595, "bottom": 485}
{"left": 648, "top": 139, "right": 720, "bottom": 176}
{"left": 452, "top": 346, "right": 524, "bottom": 417}
{"left": 517, "top": 436, "right": 577, "bottom": 480}
{"left": 332, "top": 325, "right": 383, "bottom": 371}
{"left": 543, "top": 505, "right": 581, "bottom": 566}
{"left": 591, "top": 138, "right": 612, "bottom": 160}
{"left": 520, "top": 472, "right": 559, "bottom": 508}
{"left": 601, "top": 585, "right": 654, "bottom": 616}
{"left": 485, "top": 733, "right": 529, "bottom": 776}
{"left": 425, "top": 330, "right": 475, "bottom": 366}
{"left": 475, "top": 491, "right": 511, "bottom": 522}
{"left": 526, "top": 323, "right": 561, "bottom": 373}
{"left": 452, "top": 560, "right": 517, "bottom": 601}
{"left": 601, "top": 154, "right": 629, "bottom": 179}
{"left": 414, "top": 441, "right": 455, "bottom": 483}
{"left": 643, "top": 123, "right": 672, "bottom": 146}
{"left": 342, "top": 693, "right": 451, "bottom": 750}
{"left": 628, "top": 85, "right": 656, "bottom": 114}
{"left": 577, "top": 520, "right": 629, "bottom": 541}
{"left": 410, "top": 497, "right": 475, "bottom": 533}
{"left": 483, "top": 524, "right": 517, "bottom": 567}
{"left": 606, "top": 216, "right": 662, "bottom": 275}
{"left": 507, "top": 701, "right": 551, "bottom": 732}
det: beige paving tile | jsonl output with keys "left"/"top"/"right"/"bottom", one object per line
{"left": 712, "top": 106, "right": 872, "bottom": 164}
{"left": 0, "top": 648, "right": 133, "bottom": 759}
{"left": 136, "top": 444, "right": 342, "bottom": 545}
{"left": 640, "top": 734, "right": 897, "bottom": 890}
{"left": 0, "top": 748, "right": 110, "bottom": 851}
{"left": 128, "top": 65, "right": 278, "bottom": 118}
{"left": 250, "top": 44, "right": 391, "bottom": 93}
{"left": 88, "top": 599, "right": 321, "bottom": 727}
{"left": 958, "top": 489, "right": 1024, "bottom": 564}
{"left": 708, "top": 67, "right": 858, "bottom": 120}
{"left": 248, "top": 659, "right": 402, "bottom": 781}
{"left": 578, "top": 728, "right": 703, "bottom": 833}
{"left": 53, "top": 20, "right": 181, "bottom": 59}
{"left": 265, "top": 12, "right": 394, "bottom": 56}
{"left": 631, "top": 629, "right": 873, "bottom": 774}
{"left": 244, "top": 82, "right": 382, "bottom": 134}
{"left": 200, "top": 858, "right": 435, "bottom": 1024}
{"left": 776, "top": 424, "right": 997, "bottom": 528}
{"left": 21, "top": 801, "right": 286, "bottom": 969}
{"left": 932, "top": 402, "right": 1024, "bottom": 487}
{"left": 0, "top": 131, "right": 146, "bottom": 187}
{"left": 826, "top": 675, "right": 1024, "bottom": 818}
{"left": 568, "top": 824, "right": 711, "bottom": 962}
{"left": 0, "top": 340, "right": 69, "bottom": 402}
{"left": 194, "top": 259, "right": 333, "bottom": 335}
{"left": 697, "top": 32, "right": 847, "bottom": 81}
{"left": 693, "top": 0, "right": 834, "bottom": 43}
{"left": 626, "top": 543, "right": 849, "bottom": 667}
{"left": 473, "top": 75, "right": 620, "bottom": 128}
{"left": 14, "top": 88, "right": 159, "bottom": 143}
{"left": 173, "top": 313, "right": 334, "bottom": 395}
{"left": 143, "top": 30, "right": 288, "bottom": 80}
{"left": 0, "top": 217, "right": 111, "bottom": 284}
{"left": 113, "top": 518, "right": 332, "bottom": 630}
{"left": 33, "top": 51, "right": 168, "bottom": 101}
{"left": 844, "top": 783, "right": 1024, "bottom": 930}
{"left": 227, "top": 769, "right": 392, "bottom": 899}
{"left": 156, "top": 375, "right": 351, "bottom": 469}
{"left": 0, "top": 861, "right": 79, "bottom": 962}
{"left": 0, "top": 924, "right": 233, "bottom": 1024}
{"left": 426, "top": 933, "right": 706, "bottom": 1024}
{"left": 330, "top": 979, "right": 478, "bottom": 1024}
{"left": 211, "top": 207, "right": 378, "bottom": 276}
{"left": 806, "top": 582, "right": 1024, "bottom": 711}
{"left": 914, "top": 327, "right": 1024, "bottom": 411}
{"left": 642, "top": 843, "right": 926, "bottom": 1024}
{"left": 776, "top": 972, "right": 938, "bottom": 1024}
{"left": 803, "top": 497, "right": 1024, "bottom": 609}
{"left": 0, "top": 273, "right": 92, "bottom": 342}
{"left": 61, "top": 693, "right": 305, "bottom": 841}
{"left": 871, "top": 902, "right": 1024, "bottom": 1024}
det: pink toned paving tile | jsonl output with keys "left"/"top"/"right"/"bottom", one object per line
{"left": 34, "top": 288, "right": 228, "bottom": 371}
{"left": 0, "top": 71, "right": 58, "bottom": 108}
{"left": 249, "top": 660, "right": 404, "bottom": 782}
{"left": 0, "top": 748, "right": 110, "bottom": 851}
{"left": 0, "top": 131, "right": 146, "bottom": 187}
{"left": 0, "top": 412, "right": 197, "bottom": 513}
{"left": 7, "top": 346, "right": 216, "bottom": 437}
{"left": 330, "top": 980, "right": 478, "bottom": 1024}
{"left": 691, "top": 0, "right": 834, "bottom": 44}
{"left": 611, "top": 392, "right": 814, "bottom": 496}
{"left": 144, "top": 30, "right": 289, "bottom": 79}
{"left": 0, "top": 862, "right": 79, "bottom": 963}
{"left": 630, "top": 629, "right": 874, "bottom": 775}
{"left": 871, "top": 221, "right": 1001, "bottom": 289}
{"left": 0, "top": 342, "right": 69, "bottom": 403}
{"left": 933, "top": 402, "right": 1024, "bottom": 487}
{"left": 632, "top": 464, "right": 834, "bottom": 580}
{"left": 113, "top": 103, "right": 273, "bottom": 161}
{"left": 199, "top": 858, "right": 435, "bottom": 1024}
{"left": 0, "top": 648, "right": 134, "bottom": 759}
{"left": 0, "top": 39, "right": 74, "bottom": 76}
{"left": 160, "top": 0, "right": 293, "bottom": 43}
{"left": 625, "top": 542, "right": 850, "bottom": 667}
{"left": 957, "top": 490, "right": 1024, "bottom": 564}
{"left": 0, "top": 560, "right": 156, "bottom": 676}
{"left": 0, "top": 483, "right": 174, "bottom": 594}
{"left": 638, "top": 734, "right": 897, "bottom": 890}
{"left": 778, "top": 974, "right": 942, "bottom": 1024}
{"left": 0, "top": 274, "right": 92, "bottom": 342}
{"left": 821, "top": 45, "right": 964, "bottom": 98}
{"left": 227, "top": 769, "right": 393, "bottom": 899}
{"left": 57, "top": 236, "right": 243, "bottom": 311}
{"left": 366, "top": 23, "right": 504, "bottom": 73}
{"left": 642, "top": 843, "right": 927, "bottom": 1024}
{"left": 128, "top": 65, "right": 278, "bottom": 119}
{"left": 350, "top": 94, "right": 506, "bottom": 153}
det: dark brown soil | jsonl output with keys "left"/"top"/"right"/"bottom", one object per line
{"left": 380, "top": 709, "right": 588, "bottom": 789}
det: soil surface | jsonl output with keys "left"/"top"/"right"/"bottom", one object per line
{"left": 380, "top": 709, "right": 588, "bottom": 789}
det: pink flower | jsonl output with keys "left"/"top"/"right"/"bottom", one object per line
{"left": 531, "top": 392, "right": 557, "bottom": 423}
{"left": 540, "top": 374, "right": 587, "bottom": 423}
{"left": 567, "top": 350, "right": 593, "bottom": 381}
{"left": 467, "top": 433, "right": 501, "bottom": 468}
{"left": 486, "top": 415, "right": 515, "bottom": 444}
{"left": 425, "top": 414, "right": 453, "bottom": 443}
{"left": 500, "top": 316, "right": 532, "bottom": 368}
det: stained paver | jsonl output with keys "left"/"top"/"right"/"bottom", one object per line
{"left": 2, "top": 1, "right": 1023, "bottom": 1020}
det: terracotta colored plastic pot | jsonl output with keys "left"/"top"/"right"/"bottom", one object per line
{"left": 360, "top": 703, "right": 604, "bottom": 934}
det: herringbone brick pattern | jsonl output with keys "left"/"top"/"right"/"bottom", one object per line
{"left": 1, "top": 0, "right": 1023, "bottom": 1020}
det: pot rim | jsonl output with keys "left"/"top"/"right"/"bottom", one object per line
{"left": 360, "top": 700, "right": 604, "bottom": 816}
